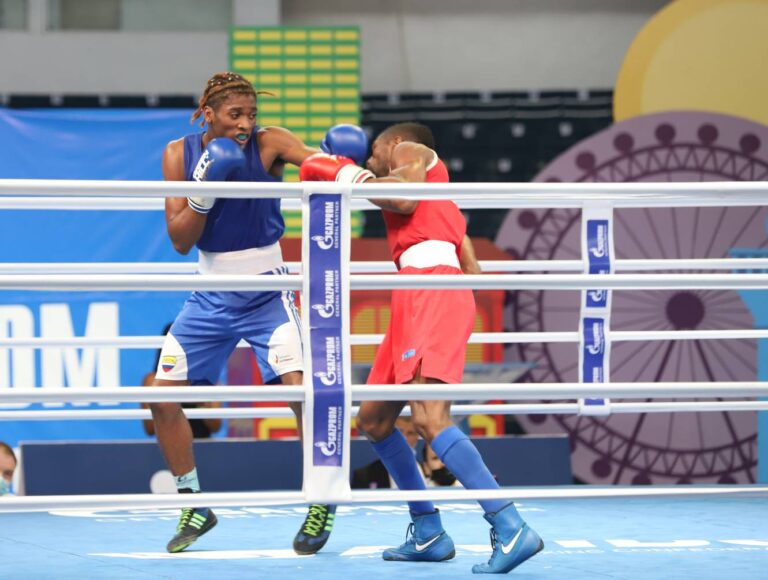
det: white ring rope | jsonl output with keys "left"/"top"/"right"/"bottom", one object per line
{"left": 2, "top": 257, "right": 768, "bottom": 275}
{"left": 1, "top": 485, "right": 765, "bottom": 514}
{"left": 2, "top": 272, "right": 768, "bottom": 291}
{"left": 1, "top": 383, "right": 767, "bottom": 405}
{"left": 1, "top": 329, "right": 767, "bottom": 349}
{"left": 2, "top": 401, "right": 767, "bottom": 422}
{"left": 1, "top": 179, "right": 768, "bottom": 208}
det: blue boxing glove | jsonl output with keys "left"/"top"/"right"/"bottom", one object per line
{"left": 188, "top": 138, "right": 246, "bottom": 214}
{"left": 320, "top": 124, "right": 369, "bottom": 165}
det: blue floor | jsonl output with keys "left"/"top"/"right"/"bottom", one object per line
{"left": 2, "top": 493, "right": 767, "bottom": 579}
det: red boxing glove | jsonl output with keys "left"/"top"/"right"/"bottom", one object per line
{"left": 299, "top": 153, "right": 374, "bottom": 183}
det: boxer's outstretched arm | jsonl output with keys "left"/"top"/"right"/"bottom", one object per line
{"left": 163, "top": 139, "right": 207, "bottom": 255}
{"left": 368, "top": 142, "right": 432, "bottom": 214}
{"left": 263, "top": 126, "right": 318, "bottom": 167}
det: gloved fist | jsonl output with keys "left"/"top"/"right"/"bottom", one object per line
{"left": 320, "top": 124, "right": 368, "bottom": 165}
{"left": 188, "top": 138, "right": 246, "bottom": 214}
{"left": 299, "top": 153, "right": 374, "bottom": 184}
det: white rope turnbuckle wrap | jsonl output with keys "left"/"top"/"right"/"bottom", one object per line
{"left": 1, "top": 178, "right": 768, "bottom": 509}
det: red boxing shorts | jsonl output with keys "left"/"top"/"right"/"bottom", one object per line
{"left": 367, "top": 265, "right": 475, "bottom": 386}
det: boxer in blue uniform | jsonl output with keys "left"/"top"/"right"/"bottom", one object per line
{"left": 150, "top": 72, "right": 368, "bottom": 555}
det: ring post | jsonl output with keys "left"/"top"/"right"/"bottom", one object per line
{"left": 301, "top": 183, "right": 353, "bottom": 503}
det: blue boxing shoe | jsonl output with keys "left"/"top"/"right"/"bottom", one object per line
{"left": 472, "top": 503, "right": 544, "bottom": 574}
{"left": 383, "top": 510, "right": 455, "bottom": 562}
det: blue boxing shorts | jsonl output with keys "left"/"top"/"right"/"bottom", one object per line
{"left": 155, "top": 268, "right": 303, "bottom": 385}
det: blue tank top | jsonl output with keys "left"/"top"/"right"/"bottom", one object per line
{"left": 183, "top": 128, "right": 285, "bottom": 252}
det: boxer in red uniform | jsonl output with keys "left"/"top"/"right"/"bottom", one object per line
{"left": 300, "top": 122, "right": 543, "bottom": 574}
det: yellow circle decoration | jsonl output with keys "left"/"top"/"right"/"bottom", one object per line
{"left": 614, "top": 0, "right": 768, "bottom": 126}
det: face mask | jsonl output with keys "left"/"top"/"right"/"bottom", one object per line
{"left": 0, "top": 478, "right": 10, "bottom": 496}
{"left": 430, "top": 467, "right": 457, "bottom": 487}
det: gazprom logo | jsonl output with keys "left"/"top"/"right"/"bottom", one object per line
{"left": 313, "top": 336, "right": 338, "bottom": 385}
{"left": 311, "top": 234, "right": 334, "bottom": 250}
{"left": 588, "top": 221, "right": 609, "bottom": 259}
{"left": 312, "top": 303, "right": 334, "bottom": 319}
{"left": 587, "top": 289, "right": 606, "bottom": 303}
{"left": 311, "top": 270, "right": 337, "bottom": 319}
{"left": 311, "top": 201, "right": 338, "bottom": 250}
{"left": 586, "top": 319, "right": 605, "bottom": 355}
{"left": 315, "top": 406, "right": 340, "bottom": 457}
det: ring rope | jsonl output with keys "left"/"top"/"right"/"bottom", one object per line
{"left": 1, "top": 328, "right": 767, "bottom": 349}
{"left": 1, "top": 485, "right": 765, "bottom": 514}
{"left": 3, "top": 257, "right": 768, "bottom": 275}
{"left": 2, "top": 383, "right": 767, "bottom": 405}
{"left": 2, "top": 401, "right": 767, "bottom": 422}
{"left": 2, "top": 272, "right": 768, "bottom": 291}
{"left": 2, "top": 178, "right": 767, "bottom": 208}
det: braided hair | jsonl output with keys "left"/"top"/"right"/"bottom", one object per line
{"left": 191, "top": 72, "right": 272, "bottom": 126}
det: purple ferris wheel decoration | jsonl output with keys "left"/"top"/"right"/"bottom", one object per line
{"left": 496, "top": 111, "right": 768, "bottom": 485}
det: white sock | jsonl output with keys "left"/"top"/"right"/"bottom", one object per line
{"left": 175, "top": 467, "right": 201, "bottom": 493}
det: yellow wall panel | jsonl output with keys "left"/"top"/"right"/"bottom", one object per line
{"left": 335, "top": 74, "right": 359, "bottom": 84}
{"left": 233, "top": 30, "right": 257, "bottom": 41}
{"left": 258, "top": 74, "right": 282, "bottom": 85}
{"left": 284, "top": 117, "right": 308, "bottom": 127}
{"left": 310, "top": 103, "right": 332, "bottom": 113}
{"left": 336, "top": 60, "right": 358, "bottom": 70}
{"left": 335, "top": 88, "right": 358, "bottom": 99}
{"left": 285, "top": 45, "right": 307, "bottom": 55}
{"left": 310, "top": 60, "right": 333, "bottom": 70}
{"left": 335, "top": 45, "right": 358, "bottom": 56}
{"left": 310, "top": 45, "right": 332, "bottom": 56}
{"left": 311, "top": 74, "right": 333, "bottom": 84}
{"left": 284, "top": 30, "right": 307, "bottom": 41}
{"left": 258, "top": 45, "right": 282, "bottom": 55}
{"left": 285, "top": 89, "right": 308, "bottom": 99}
{"left": 285, "top": 74, "right": 308, "bottom": 84}
{"left": 335, "top": 103, "right": 358, "bottom": 113}
{"left": 335, "top": 30, "right": 359, "bottom": 41}
{"left": 310, "top": 117, "right": 333, "bottom": 127}
{"left": 233, "top": 59, "right": 257, "bottom": 69}
{"left": 233, "top": 45, "right": 257, "bottom": 56}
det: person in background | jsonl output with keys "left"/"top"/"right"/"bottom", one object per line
{"left": 351, "top": 418, "right": 459, "bottom": 489}
{"left": 0, "top": 442, "right": 17, "bottom": 496}
{"left": 420, "top": 443, "right": 460, "bottom": 487}
{"left": 351, "top": 417, "right": 418, "bottom": 489}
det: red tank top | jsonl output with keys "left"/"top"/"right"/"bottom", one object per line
{"left": 382, "top": 154, "right": 466, "bottom": 264}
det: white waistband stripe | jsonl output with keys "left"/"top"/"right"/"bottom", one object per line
{"left": 398, "top": 240, "right": 460, "bottom": 270}
{"left": 198, "top": 243, "right": 284, "bottom": 275}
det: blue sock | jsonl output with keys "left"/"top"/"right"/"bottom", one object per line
{"left": 431, "top": 426, "right": 514, "bottom": 515}
{"left": 372, "top": 429, "right": 434, "bottom": 515}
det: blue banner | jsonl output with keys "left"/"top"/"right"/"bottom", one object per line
{"left": 308, "top": 195, "right": 345, "bottom": 467}
{"left": 582, "top": 316, "right": 607, "bottom": 384}
{"left": 585, "top": 219, "right": 610, "bottom": 309}
{"left": 579, "top": 210, "right": 613, "bottom": 414}
{"left": 0, "top": 109, "right": 200, "bottom": 447}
